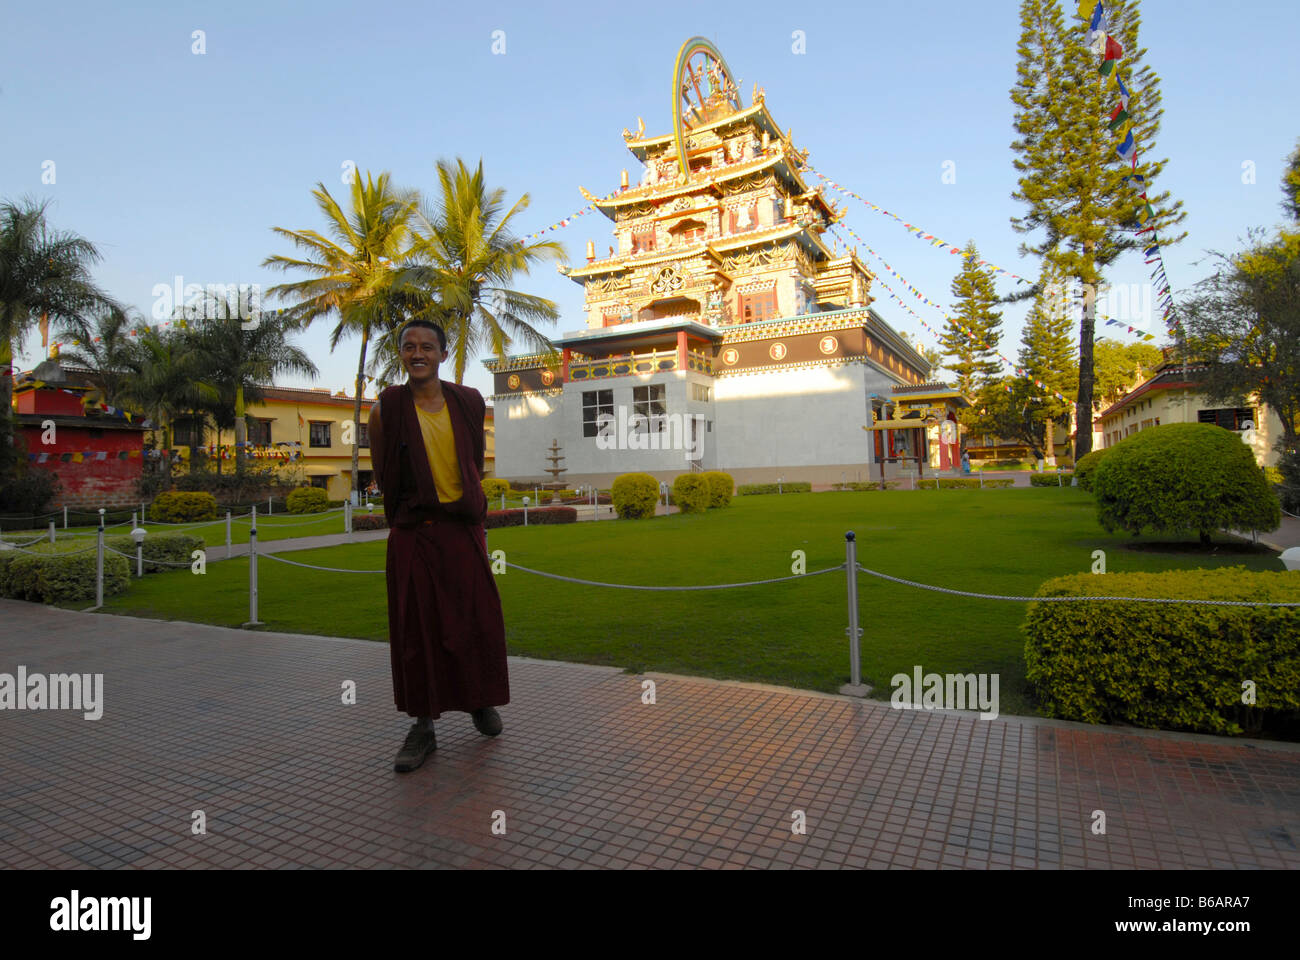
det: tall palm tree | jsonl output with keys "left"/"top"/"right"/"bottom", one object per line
{"left": 188, "top": 299, "right": 318, "bottom": 474}
{"left": 388, "top": 158, "right": 566, "bottom": 384}
{"left": 53, "top": 302, "right": 141, "bottom": 406}
{"left": 263, "top": 171, "right": 418, "bottom": 497}
{"left": 120, "top": 326, "right": 214, "bottom": 480}
{"left": 0, "top": 197, "right": 105, "bottom": 447}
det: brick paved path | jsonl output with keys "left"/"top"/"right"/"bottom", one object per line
{"left": 2, "top": 599, "right": 1298, "bottom": 869}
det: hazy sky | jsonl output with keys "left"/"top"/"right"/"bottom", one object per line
{"left": 4, "top": 0, "right": 1296, "bottom": 399}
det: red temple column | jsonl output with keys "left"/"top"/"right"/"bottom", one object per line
{"left": 676, "top": 330, "right": 688, "bottom": 370}
{"left": 562, "top": 347, "right": 571, "bottom": 382}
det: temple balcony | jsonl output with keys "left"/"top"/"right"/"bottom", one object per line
{"left": 567, "top": 348, "right": 714, "bottom": 382}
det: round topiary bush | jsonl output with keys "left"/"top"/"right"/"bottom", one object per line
{"left": 699, "top": 471, "right": 734, "bottom": 508}
{"left": 150, "top": 491, "right": 218, "bottom": 522}
{"left": 610, "top": 472, "right": 659, "bottom": 520}
{"left": 286, "top": 486, "right": 330, "bottom": 514}
{"left": 672, "top": 474, "right": 711, "bottom": 514}
{"left": 481, "top": 478, "right": 510, "bottom": 500}
{"left": 1091, "top": 423, "right": 1280, "bottom": 544}
{"left": 1073, "top": 449, "right": 1109, "bottom": 492}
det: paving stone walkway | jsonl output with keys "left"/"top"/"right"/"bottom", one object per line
{"left": 2, "top": 599, "right": 1298, "bottom": 869}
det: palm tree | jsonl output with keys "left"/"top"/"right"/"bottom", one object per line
{"left": 188, "top": 299, "right": 318, "bottom": 474}
{"left": 386, "top": 158, "right": 566, "bottom": 384}
{"left": 0, "top": 197, "right": 105, "bottom": 447}
{"left": 119, "top": 326, "right": 214, "bottom": 480}
{"left": 263, "top": 171, "right": 418, "bottom": 497}
{"left": 53, "top": 302, "right": 142, "bottom": 407}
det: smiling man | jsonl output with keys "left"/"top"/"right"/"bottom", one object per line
{"left": 367, "top": 320, "right": 509, "bottom": 773}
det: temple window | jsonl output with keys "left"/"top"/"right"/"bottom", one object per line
{"left": 582, "top": 389, "right": 615, "bottom": 438}
{"left": 669, "top": 218, "right": 706, "bottom": 244}
{"left": 739, "top": 290, "right": 778, "bottom": 323}
{"left": 632, "top": 384, "right": 667, "bottom": 434}
{"left": 632, "top": 225, "right": 656, "bottom": 254}
{"left": 729, "top": 203, "right": 758, "bottom": 233}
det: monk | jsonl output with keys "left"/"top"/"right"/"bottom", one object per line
{"left": 367, "top": 319, "right": 510, "bottom": 772}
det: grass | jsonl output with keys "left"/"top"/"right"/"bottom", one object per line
{"left": 83, "top": 488, "right": 1284, "bottom": 718}
{"left": 1, "top": 509, "right": 352, "bottom": 549}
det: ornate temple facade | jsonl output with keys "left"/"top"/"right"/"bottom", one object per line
{"left": 486, "top": 41, "right": 948, "bottom": 486}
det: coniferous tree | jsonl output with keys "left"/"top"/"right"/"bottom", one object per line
{"left": 1017, "top": 263, "right": 1078, "bottom": 459}
{"left": 1010, "top": 0, "right": 1186, "bottom": 458}
{"left": 939, "top": 241, "right": 1004, "bottom": 400}
{"left": 1282, "top": 139, "right": 1300, "bottom": 224}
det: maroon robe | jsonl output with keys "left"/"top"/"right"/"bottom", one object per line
{"left": 376, "top": 380, "right": 509, "bottom": 719}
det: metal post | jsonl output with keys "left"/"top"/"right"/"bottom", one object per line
{"left": 226, "top": 511, "right": 232, "bottom": 559}
{"left": 1058, "top": 472, "right": 1063, "bottom": 487}
{"left": 935, "top": 477, "right": 940, "bottom": 491}
{"left": 141, "top": 501, "right": 146, "bottom": 523}
{"left": 500, "top": 494, "right": 505, "bottom": 511}
{"left": 136, "top": 541, "right": 143, "bottom": 578}
{"left": 251, "top": 503, "right": 257, "bottom": 533}
{"left": 839, "top": 531, "right": 868, "bottom": 697}
{"left": 63, "top": 505, "right": 68, "bottom": 529}
{"left": 245, "top": 528, "right": 262, "bottom": 627}
{"left": 95, "top": 526, "right": 105, "bottom": 608}
{"left": 979, "top": 471, "right": 983, "bottom": 489}
{"left": 132, "top": 512, "right": 138, "bottom": 530}
{"left": 48, "top": 521, "right": 55, "bottom": 544}
{"left": 268, "top": 496, "right": 273, "bottom": 516}
{"left": 345, "top": 498, "right": 352, "bottom": 534}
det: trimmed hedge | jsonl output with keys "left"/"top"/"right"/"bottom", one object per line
{"left": 736, "top": 482, "right": 813, "bottom": 495}
{"left": 105, "top": 533, "right": 205, "bottom": 573}
{"left": 1023, "top": 569, "right": 1300, "bottom": 736}
{"left": 699, "top": 471, "right": 734, "bottom": 507}
{"left": 1074, "top": 449, "right": 1108, "bottom": 492}
{"left": 353, "top": 514, "right": 388, "bottom": 531}
{"left": 611, "top": 473, "right": 659, "bottom": 519}
{"left": 902, "top": 478, "right": 1014, "bottom": 489}
{"left": 1091, "top": 423, "right": 1280, "bottom": 541}
{"left": 485, "top": 506, "right": 578, "bottom": 529}
{"left": 0, "top": 549, "right": 130, "bottom": 603}
{"left": 150, "top": 491, "right": 218, "bottom": 522}
{"left": 829, "top": 481, "right": 881, "bottom": 491}
{"left": 1029, "top": 473, "right": 1074, "bottom": 487}
{"left": 672, "top": 474, "right": 711, "bottom": 514}
{"left": 286, "top": 487, "right": 330, "bottom": 514}
{"left": 482, "top": 478, "right": 510, "bottom": 499}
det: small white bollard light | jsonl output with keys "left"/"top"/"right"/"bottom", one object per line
{"left": 131, "top": 525, "right": 147, "bottom": 577}
{"left": 1281, "top": 547, "right": 1300, "bottom": 572}
{"left": 778, "top": 476, "right": 784, "bottom": 495}
{"left": 523, "top": 496, "right": 530, "bottom": 527}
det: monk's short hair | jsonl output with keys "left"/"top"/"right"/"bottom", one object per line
{"left": 398, "top": 320, "right": 447, "bottom": 352}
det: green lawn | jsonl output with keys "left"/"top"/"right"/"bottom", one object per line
{"left": 2, "top": 509, "right": 352, "bottom": 549}
{"left": 85, "top": 488, "right": 1284, "bottom": 717}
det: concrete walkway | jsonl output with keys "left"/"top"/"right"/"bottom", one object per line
{"left": 2, "top": 599, "right": 1297, "bottom": 870}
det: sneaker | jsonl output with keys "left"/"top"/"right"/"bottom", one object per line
{"left": 394, "top": 723, "right": 437, "bottom": 772}
{"left": 471, "top": 707, "right": 503, "bottom": 737}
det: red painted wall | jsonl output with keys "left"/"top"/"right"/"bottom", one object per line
{"left": 20, "top": 425, "right": 145, "bottom": 509}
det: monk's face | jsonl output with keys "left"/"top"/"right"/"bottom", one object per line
{"left": 400, "top": 326, "right": 448, "bottom": 385}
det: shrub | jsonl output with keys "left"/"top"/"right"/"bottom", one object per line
{"left": 172, "top": 464, "right": 292, "bottom": 504}
{"left": 149, "top": 491, "right": 218, "bottom": 522}
{"left": 286, "top": 487, "right": 330, "bottom": 514}
{"left": 1023, "top": 569, "right": 1300, "bottom": 736}
{"left": 1073, "top": 449, "right": 1109, "bottom": 492}
{"left": 485, "top": 506, "right": 578, "bottom": 529}
{"left": 696, "top": 471, "right": 734, "bottom": 507}
{"left": 1, "top": 550, "right": 130, "bottom": 603}
{"left": 0, "top": 464, "right": 61, "bottom": 523}
{"left": 106, "top": 533, "right": 205, "bottom": 573}
{"left": 482, "top": 478, "right": 510, "bottom": 499}
{"left": 736, "top": 481, "right": 813, "bottom": 495}
{"left": 353, "top": 514, "right": 388, "bottom": 531}
{"left": 671, "top": 474, "right": 711, "bottom": 514}
{"left": 899, "top": 477, "right": 1014, "bottom": 489}
{"left": 1091, "top": 423, "right": 1280, "bottom": 543}
{"left": 1028, "top": 473, "right": 1074, "bottom": 487}
{"left": 611, "top": 473, "right": 660, "bottom": 519}
{"left": 829, "top": 481, "right": 880, "bottom": 491}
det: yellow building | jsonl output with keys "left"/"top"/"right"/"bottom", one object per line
{"left": 187, "top": 387, "right": 496, "bottom": 498}
{"left": 1097, "top": 358, "right": 1286, "bottom": 466}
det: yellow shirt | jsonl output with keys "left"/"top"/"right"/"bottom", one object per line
{"left": 414, "top": 402, "right": 462, "bottom": 503}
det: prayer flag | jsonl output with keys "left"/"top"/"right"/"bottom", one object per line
{"left": 1087, "top": 5, "right": 1108, "bottom": 52}
{"left": 1108, "top": 103, "right": 1130, "bottom": 131}
{"left": 1116, "top": 130, "right": 1137, "bottom": 163}
{"left": 1099, "top": 35, "right": 1124, "bottom": 75}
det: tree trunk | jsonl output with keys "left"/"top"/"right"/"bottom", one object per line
{"left": 1075, "top": 263, "right": 1097, "bottom": 459}
{"left": 351, "top": 326, "right": 370, "bottom": 499}
{"left": 1, "top": 335, "right": 14, "bottom": 450}
{"left": 1044, "top": 417, "right": 1056, "bottom": 466}
{"left": 235, "top": 384, "right": 247, "bottom": 475}
{"left": 1199, "top": 530, "right": 1211, "bottom": 546}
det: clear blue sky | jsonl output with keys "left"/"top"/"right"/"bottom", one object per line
{"left": 4, "top": 0, "right": 1296, "bottom": 399}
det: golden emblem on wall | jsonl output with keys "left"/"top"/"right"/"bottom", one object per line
{"left": 540, "top": 370, "right": 555, "bottom": 386}
{"left": 819, "top": 335, "right": 838, "bottom": 355}
{"left": 768, "top": 342, "right": 787, "bottom": 360}
{"left": 722, "top": 347, "right": 739, "bottom": 365}
{"left": 507, "top": 374, "right": 521, "bottom": 390}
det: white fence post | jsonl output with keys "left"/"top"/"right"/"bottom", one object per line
{"left": 244, "top": 528, "right": 263, "bottom": 627}
{"left": 48, "top": 521, "right": 55, "bottom": 544}
{"left": 840, "top": 531, "right": 868, "bottom": 697}
{"left": 226, "top": 511, "right": 232, "bottom": 559}
{"left": 95, "top": 524, "right": 105, "bottom": 609}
